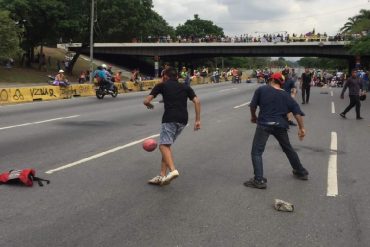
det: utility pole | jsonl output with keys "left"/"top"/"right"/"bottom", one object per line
{"left": 89, "top": 0, "right": 94, "bottom": 84}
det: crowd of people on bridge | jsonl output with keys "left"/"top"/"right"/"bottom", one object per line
{"left": 144, "top": 30, "right": 357, "bottom": 44}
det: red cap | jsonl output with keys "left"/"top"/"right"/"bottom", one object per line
{"left": 270, "top": 72, "right": 285, "bottom": 84}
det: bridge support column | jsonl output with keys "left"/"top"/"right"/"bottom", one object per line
{"left": 154, "top": 56, "right": 160, "bottom": 78}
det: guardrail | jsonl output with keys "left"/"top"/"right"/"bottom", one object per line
{"left": 0, "top": 76, "right": 240, "bottom": 105}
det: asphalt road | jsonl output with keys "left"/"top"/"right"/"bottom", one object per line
{"left": 0, "top": 82, "right": 369, "bottom": 247}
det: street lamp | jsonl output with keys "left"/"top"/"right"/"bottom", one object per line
{"left": 89, "top": 0, "right": 95, "bottom": 84}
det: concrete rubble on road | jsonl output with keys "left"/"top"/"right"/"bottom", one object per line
{"left": 274, "top": 199, "right": 294, "bottom": 212}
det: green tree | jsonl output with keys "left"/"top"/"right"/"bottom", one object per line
{"left": 298, "top": 57, "right": 347, "bottom": 70}
{"left": 340, "top": 17, "right": 358, "bottom": 33}
{"left": 0, "top": 0, "right": 66, "bottom": 64}
{"left": 0, "top": 0, "right": 174, "bottom": 72}
{"left": 348, "top": 37, "right": 370, "bottom": 55}
{"left": 0, "top": 10, "right": 21, "bottom": 60}
{"left": 58, "top": 0, "right": 174, "bottom": 73}
{"left": 341, "top": 9, "right": 370, "bottom": 56}
{"left": 176, "top": 14, "right": 224, "bottom": 38}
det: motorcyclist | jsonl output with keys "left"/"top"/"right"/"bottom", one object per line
{"left": 53, "top": 70, "right": 69, "bottom": 87}
{"left": 101, "top": 64, "right": 114, "bottom": 91}
{"left": 94, "top": 65, "right": 113, "bottom": 92}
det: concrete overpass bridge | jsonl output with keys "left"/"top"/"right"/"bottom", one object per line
{"left": 66, "top": 41, "right": 367, "bottom": 75}
{"left": 68, "top": 41, "right": 351, "bottom": 58}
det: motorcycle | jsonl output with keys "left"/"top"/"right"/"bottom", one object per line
{"left": 232, "top": 75, "right": 241, "bottom": 84}
{"left": 47, "top": 75, "right": 70, "bottom": 87}
{"left": 47, "top": 75, "right": 55, "bottom": 85}
{"left": 95, "top": 80, "right": 118, "bottom": 99}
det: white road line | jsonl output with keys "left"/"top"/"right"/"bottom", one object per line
{"left": 219, "top": 87, "right": 237, "bottom": 92}
{"left": 0, "top": 115, "right": 80, "bottom": 131}
{"left": 45, "top": 134, "right": 160, "bottom": 174}
{"left": 234, "top": 102, "right": 250, "bottom": 109}
{"left": 331, "top": 102, "right": 336, "bottom": 114}
{"left": 331, "top": 91, "right": 334, "bottom": 97}
{"left": 327, "top": 132, "right": 338, "bottom": 197}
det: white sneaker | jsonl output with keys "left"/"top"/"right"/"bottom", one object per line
{"left": 161, "top": 170, "right": 179, "bottom": 186}
{"left": 148, "top": 175, "right": 164, "bottom": 185}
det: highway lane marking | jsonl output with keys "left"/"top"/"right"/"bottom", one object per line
{"left": 219, "top": 87, "right": 237, "bottom": 92}
{"left": 234, "top": 102, "right": 250, "bottom": 109}
{"left": 327, "top": 132, "right": 338, "bottom": 197}
{"left": 330, "top": 91, "right": 334, "bottom": 97}
{"left": 45, "top": 134, "right": 160, "bottom": 174}
{"left": 0, "top": 115, "right": 80, "bottom": 131}
{"left": 331, "top": 102, "right": 336, "bottom": 113}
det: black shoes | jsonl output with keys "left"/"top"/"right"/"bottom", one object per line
{"left": 292, "top": 169, "right": 309, "bottom": 180}
{"left": 340, "top": 113, "right": 363, "bottom": 120}
{"left": 244, "top": 178, "right": 267, "bottom": 189}
{"left": 245, "top": 170, "right": 308, "bottom": 189}
{"left": 302, "top": 102, "right": 305, "bottom": 104}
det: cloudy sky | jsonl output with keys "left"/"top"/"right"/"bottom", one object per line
{"left": 153, "top": 0, "right": 370, "bottom": 36}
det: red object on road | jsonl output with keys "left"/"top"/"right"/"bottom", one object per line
{"left": 143, "top": 139, "right": 158, "bottom": 152}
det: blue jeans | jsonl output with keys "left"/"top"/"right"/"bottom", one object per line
{"left": 251, "top": 125, "right": 306, "bottom": 181}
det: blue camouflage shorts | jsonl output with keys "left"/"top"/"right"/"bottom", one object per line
{"left": 159, "top": 122, "right": 186, "bottom": 145}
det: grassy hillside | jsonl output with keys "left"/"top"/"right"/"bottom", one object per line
{"left": 1, "top": 47, "right": 100, "bottom": 86}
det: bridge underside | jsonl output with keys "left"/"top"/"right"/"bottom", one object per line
{"left": 73, "top": 42, "right": 352, "bottom": 59}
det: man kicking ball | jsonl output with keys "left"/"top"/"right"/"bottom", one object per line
{"left": 144, "top": 67, "right": 201, "bottom": 186}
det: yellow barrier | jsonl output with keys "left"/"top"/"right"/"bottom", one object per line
{"left": 0, "top": 77, "right": 224, "bottom": 105}
{"left": 29, "top": 86, "right": 61, "bottom": 101}
{"left": 114, "top": 82, "right": 126, "bottom": 94}
{"left": 70, "top": 84, "right": 95, "bottom": 97}
{"left": 125, "top": 81, "right": 139, "bottom": 91}
{"left": 0, "top": 88, "right": 33, "bottom": 104}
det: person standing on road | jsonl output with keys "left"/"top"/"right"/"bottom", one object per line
{"left": 184, "top": 68, "right": 192, "bottom": 87}
{"left": 300, "top": 68, "right": 312, "bottom": 104}
{"left": 144, "top": 67, "right": 201, "bottom": 186}
{"left": 245, "top": 72, "right": 309, "bottom": 189}
{"left": 340, "top": 69, "right": 364, "bottom": 120}
{"left": 283, "top": 75, "right": 298, "bottom": 126}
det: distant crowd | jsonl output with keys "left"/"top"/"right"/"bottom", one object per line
{"left": 144, "top": 32, "right": 357, "bottom": 44}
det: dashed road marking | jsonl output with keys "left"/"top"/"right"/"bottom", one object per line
{"left": 234, "top": 102, "right": 250, "bottom": 109}
{"left": 330, "top": 91, "right": 334, "bottom": 97}
{"left": 0, "top": 115, "right": 80, "bottom": 131}
{"left": 45, "top": 134, "right": 160, "bottom": 174}
{"left": 219, "top": 87, "right": 237, "bottom": 92}
{"left": 327, "top": 132, "right": 338, "bottom": 197}
{"left": 331, "top": 102, "right": 335, "bottom": 114}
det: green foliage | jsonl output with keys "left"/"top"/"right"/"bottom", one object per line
{"left": 298, "top": 57, "right": 347, "bottom": 70}
{"left": 176, "top": 14, "right": 224, "bottom": 38}
{"left": 350, "top": 18, "right": 370, "bottom": 34}
{"left": 341, "top": 9, "right": 370, "bottom": 55}
{"left": 0, "top": 0, "right": 66, "bottom": 47}
{"left": 0, "top": 0, "right": 174, "bottom": 46}
{"left": 94, "top": 0, "right": 174, "bottom": 42}
{"left": 0, "top": 10, "right": 21, "bottom": 59}
{"left": 341, "top": 9, "right": 370, "bottom": 34}
{"left": 348, "top": 36, "right": 370, "bottom": 55}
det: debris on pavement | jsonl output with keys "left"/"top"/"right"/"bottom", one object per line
{"left": 274, "top": 199, "right": 294, "bottom": 212}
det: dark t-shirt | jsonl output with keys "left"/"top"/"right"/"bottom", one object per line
{"left": 250, "top": 85, "right": 305, "bottom": 129}
{"left": 301, "top": 72, "right": 312, "bottom": 87}
{"left": 150, "top": 80, "right": 196, "bottom": 124}
{"left": 283, "top": 79, "right": 296, "bottom": 94}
